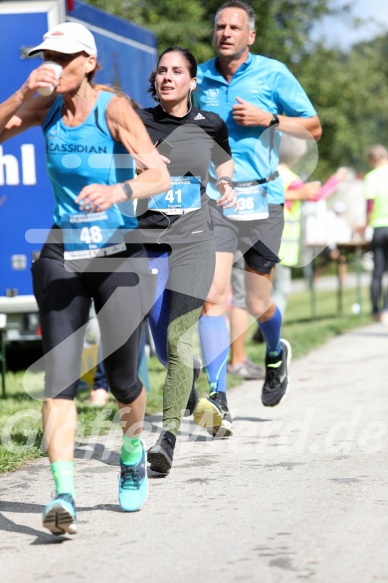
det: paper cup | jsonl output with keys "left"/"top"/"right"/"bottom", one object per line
{"left": 37, "top": 61, "right": 63, "bottom": 96}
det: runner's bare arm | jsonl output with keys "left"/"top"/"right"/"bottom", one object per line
{"left": 107, "top": 95, "right": 170, "bottom": 199}
{"left": 215, "top": 159, "right": 238, "bottom": 210}
{"left": 77, "top": 95, "right": 170, "bottom": 211}
{"left": 0, "top": 66, "right": 57, "bottom": 141}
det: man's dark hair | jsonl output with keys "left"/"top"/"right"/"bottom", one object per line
{"left": 215, "top": 1, "right": 255, "bottom": 30}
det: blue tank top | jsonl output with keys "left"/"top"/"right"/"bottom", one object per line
{"left": 43, "top": 90, "right": 137, "bottom": 229}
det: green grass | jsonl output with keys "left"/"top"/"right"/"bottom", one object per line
{"left": 0, "top": 282, "right": 372, "bottom": 473}
{"left": 245, "top": 284, "right": 372, "bottom": 364}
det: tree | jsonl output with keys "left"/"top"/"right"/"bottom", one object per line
{"left": 79, "top": 0, "right": 213, "bottom": 61}
{"left": 82, "top": 0, "right": 388, "bottom": 175}
{"left": 81, "top": 0, "right": 349, "bottom": 62}
{"left": 297, "top": 36, "right": 388, "bottom": 177}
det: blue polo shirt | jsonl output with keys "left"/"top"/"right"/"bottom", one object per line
{"left": 194, "top": 53, "right": 317, "bottom": 204}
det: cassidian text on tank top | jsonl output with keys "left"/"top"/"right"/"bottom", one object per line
{"left": 43, "top": 90, "right": 137, "bottom": 236}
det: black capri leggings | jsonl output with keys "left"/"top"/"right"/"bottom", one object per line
{"left": 32, "top": 227, "right": 156, "bottom": 403}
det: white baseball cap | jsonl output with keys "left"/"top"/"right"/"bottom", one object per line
{"left": 28, "top": 22, "right": 97, "bottom": 57}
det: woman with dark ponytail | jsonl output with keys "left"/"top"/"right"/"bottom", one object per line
{"left": 136, "top": 46, "right": 236, "bottom": 475}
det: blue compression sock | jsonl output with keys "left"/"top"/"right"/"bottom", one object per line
{"left": 259, "top": 306, "right": 282, "bottom": 358}
{"left": 199, "top": 315, "right": 229, "bottom": 394}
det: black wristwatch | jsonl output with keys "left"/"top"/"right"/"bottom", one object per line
{"left": 216, "top": 176, "right": 233, "bottom": 188}
{"left": 269, "top": 113, "right": 279, "bottom": 127}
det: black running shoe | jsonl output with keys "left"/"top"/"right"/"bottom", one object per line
{"left": 193, "top": 391, "right": 233, "bottom": 438}
{"left": 183, "top": 356, "right": 202, "bottom": 417}
{"left": 147, "top": 431, "right": 176, "bottom": 475}
{"left": 262, "top": 339, "right": 291, "bottom": 407}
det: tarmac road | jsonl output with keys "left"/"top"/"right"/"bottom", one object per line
{"left": 0, "top": 323, "right": 387, "bottom": 583}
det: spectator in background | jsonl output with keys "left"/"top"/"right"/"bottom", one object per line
{"left": 327, "top": 167, "right": 366, "bottom": 234}
{"left": 273, "top": 136, "right": 321, "bottom": 315}
{"left": 226, "top": 253, "right": 265, "bottom": 380}
{"left": 86, "top": 350, "right": 110, "bottom": 405}
{"left": 253, "top": 135, "right": 347, "bottom": 344}
{"left": 364, "top": 144, "right": 388, "bottom": 323}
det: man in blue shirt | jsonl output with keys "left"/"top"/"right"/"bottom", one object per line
{"left": 193, "top": 0, "right": 322, "bottom": 437}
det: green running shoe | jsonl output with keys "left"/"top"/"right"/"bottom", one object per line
{"left": 193, "top": 391, "right": 233, "bottom": 438}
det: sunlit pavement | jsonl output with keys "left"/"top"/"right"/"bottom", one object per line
{"left": 0, "top": 323, "right": 387, "bottom": 583}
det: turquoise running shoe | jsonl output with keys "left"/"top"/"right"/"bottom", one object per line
{"left": 42, "top": 493, "right": 77, "bottom": 535}
{"left": 119, "top": 441, "right": 148, "bottom": 512}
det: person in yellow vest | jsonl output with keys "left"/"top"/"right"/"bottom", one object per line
{"left": 274, "top": 136, "right": 347, "bottom": 316}
{"left": 274, "top": 163, "right": 320, "bottom": 314}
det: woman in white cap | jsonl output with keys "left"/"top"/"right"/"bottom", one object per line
{"left": 0, "top": 22, "right": 170, "bottom": 533}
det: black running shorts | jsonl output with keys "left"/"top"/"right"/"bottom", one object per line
{"left": 209, "top": 200, "right": 284, "bottom": 274}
